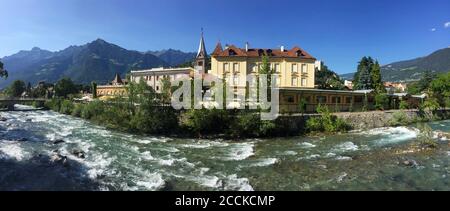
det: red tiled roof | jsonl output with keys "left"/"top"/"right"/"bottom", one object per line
{"left": 211, "top": 43, "right": 315, "bottom": 59}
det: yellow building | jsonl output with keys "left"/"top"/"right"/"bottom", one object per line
{"left": 209, "top": 42, "right": 376, "bottom": 113}
{"left": 210, "top": 43, "right": 316, "bottom": 92}
{"left": 96, "top": 73, "right": 127, "bottom": 99}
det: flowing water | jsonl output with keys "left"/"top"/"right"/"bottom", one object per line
{"left": 0, "top": 105, "right": 449, "bottom": 191}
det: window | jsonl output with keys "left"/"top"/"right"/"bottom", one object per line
{"left": 274, "top": 63, "right": 281, "bottom": 73}
{"left": 316, "top": 96, "right": 327, "bottom": 104}
{"left": 302, "top": 64, "right": 308, "bottom": 73}
{"left": 276, "top": 76, "right": 281, "bottom": 86}
{"left": 354, "top": 96, "right": 363, "bottom": 103}
{"left": 251, "top": 63, "right": 258, "bottom": 73}
{"left": 285, "top": 95, "right": 295, "bottom": 103}
{"left": 233, "top": 63, "right": 239, "bottom": 72}
{"left": 331, "top": 96, "right": 342, "bottom": 104}
{"left": 301, "top": 96, "right": 311, "bottom": 103}
{"left": 291, "top": 77, "right": 298, "bottom": 86}
{"left": 156, "top": 86, "right": 160, "bottom": 91}
{"left": 292, "top": 64, "right": 298, "bottom": 73}
{"left": 301, "top": 78, "right": 307, "bottom": 87}
{"left": 224, "top": 63, "right": 229, "bottom": 72}
{"left": 346, "top": 97, "right": 353, "bottom": 104}
{"left": 233, "top": 74, "right": 239, "bottom": 86}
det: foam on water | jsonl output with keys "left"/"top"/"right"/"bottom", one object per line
{"left": 134, "top": 172, "right": 166, "bottom": 190}
{"left": 299, "top": 142, "right": 316, "bottom": 148}
{"left": 332, "top": 142, "right": 359, "bottom": 153}
{"left": 364, "top": 127, "right": 418, "bottom": 146}
{"left": 223, "top": 174, "right": 254, "bottom": 191}
{"left": 0, "top": 141, "right": 27, "bottom": 161}
{"left": 141, "top": 151, "right": 154, "bottom": 161}
{"left": 186, "top": 175, "right": 223, "bottom": 189}
{"left": 222, "top": 143, "right": 255, "bottom": 161}
{"left": 250, "top": 158, "right": 279, "bottom": 167}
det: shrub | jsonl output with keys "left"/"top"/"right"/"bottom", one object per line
{"left": 59, "top": 100, "right": 74, "bottom": 115}
{"left": 375, "top": 93, "right": 389, "bottom": 110}
{"left": 180, "top": 109, "right": 231, "bottom": 136}
{"left": 306, "top": 116, "right": 323, "bottom": 131}
{"left": 306, "top": 105, "right": 351, "bottom": 133}
{"left": 81, "top": 101, "right": 105, "bottom": 120}
{"left": 130, "top": 107, "right": 178, "bottom": 134}
{"left": 230, "top": 112, "right": 277, "bottom": 137}
{"left": 71, "top": 104, "right": 84, "bottom": 117}
{"left": 399, "top": 100, "right": 409, "bottom": 110}
{"left": 389, "top": 111, "right": 409, "bottom": 126}
{"left": 45, "top": 98, "right": 62, "bottom": 111}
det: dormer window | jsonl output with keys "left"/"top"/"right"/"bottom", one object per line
{"left": 258, "top": 49, "right": 264, "bottom": 56}
{"left": 229, "top": 49, "right": 236, "bottom": 56}
{"left": 266, "top": 49, "right": 273, "bottom": 56}
{"left": 296, "top": 50, "right": 302, "bottom": 57}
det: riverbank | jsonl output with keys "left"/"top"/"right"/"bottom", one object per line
{"left": 1, "top": 107, "right": 450, "bottom": 190}
{"left": 36, "top": 98, "right": 450, "bottom": 139}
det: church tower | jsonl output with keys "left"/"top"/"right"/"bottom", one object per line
{"left": 195, "top": 29, "right": 208, "bottom": 74}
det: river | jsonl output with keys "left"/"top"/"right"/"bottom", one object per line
{"left": 0, "top": 105, "right": 449, "bottom": 191}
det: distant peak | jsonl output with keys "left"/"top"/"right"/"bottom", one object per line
{"left": 31, "top": 47, "right": 42, "bottom": 51}
{"left": 91, "top": 38, "right": 109, "bottom": 45}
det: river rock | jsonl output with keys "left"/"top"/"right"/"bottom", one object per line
{"left": 402, "top": 159, "right": 418, "bottom": 167}
{"left": 72, "top": 150, "right": 86, "bottom": 159}
{"left": 26, "top": 119, "right": 32, "bottom": 122}
{"left": 53, "top": 139, "right": 65, "bottom": 145}
{"left": 51, "top": 153, "right": 70, "bottom": 167}
{"left": 17, "top": 137, "right": 28, "bottom": 142}
{"left": 0, "top": 117, "right": 7, "bottom": 122}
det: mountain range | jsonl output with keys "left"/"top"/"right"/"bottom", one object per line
{"left": 0, "top": 39, "right": 195, "bottom": 88}
{"left": 341, "top": 47, "right": 450, "bottom": 82}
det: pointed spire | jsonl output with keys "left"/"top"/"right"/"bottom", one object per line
{"left": 197, "top": 28, "right": 207, "bottom": 58}
{"left": 112, "top": 73, "right": 123, "bottom": 85}
{"left": 212, "top": 42, "right": 223, "bottom": 55}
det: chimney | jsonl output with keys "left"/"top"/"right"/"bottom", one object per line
{"left": 245, "top": 42, "right": 249, "bottom": 52}
{"left": 280, "top": 45, "right": 285, "bottom": 52}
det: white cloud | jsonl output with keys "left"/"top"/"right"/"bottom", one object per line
{"left": 445, "top": 22, "right": 450, "bottom": 28}
{"left": 430, "top": 28, "right": 436, "bottom": 32}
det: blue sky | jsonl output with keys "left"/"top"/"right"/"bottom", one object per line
{"left": 0, "top": 0, "right": 449, "bottom": 74}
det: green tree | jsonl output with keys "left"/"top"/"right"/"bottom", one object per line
{"left": 429, "top": 72, "right": 450, "bottom": 108}
{"left": 371, "top": 61, "right": 384, "bottom": 92}
{"left": 407, "top": 70, "right": 436, "bottom": 95}
{"left": 354, "top": 57, "right": 377, "bottom": 90}
{"left": 0, "top": 60, "right": 8, "bottom": 78}
{"left": 258, "top": 54, "right": 273, "bottom": 102}
{"left": 160, "top": 76, "right": 171, "bottom": 104}
{"left": 55, "top": 78, "right": 79, "bottom": 98}
{"left": 375, "top": 93, "right": 389, "bottom": 110}
{"left": 92, "top": 82, "right": 98, "bottom": 98}
{"left": 6, "top": 80, "right": 26, "bottom": 97}
{"left": 315, "top": 62, "right": 345, "bottom": 90}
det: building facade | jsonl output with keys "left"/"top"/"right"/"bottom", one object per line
{"left": 210, "top": 43, "right": 316, "bottom": 94}
{"left": 130, "top": 67, "right": 193, "bottom": 93}
{"left": 129, "top": 32, "right": 208, "bottom": 93}
{"left": 96, "top": 73, "right": 127, "bottom": 98}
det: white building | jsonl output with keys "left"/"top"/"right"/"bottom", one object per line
{"left": 130, "top": 67, "right": 193, "bottom": 93}
{"left": 129, "top": 32, "right": 208, "bottom": 93}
